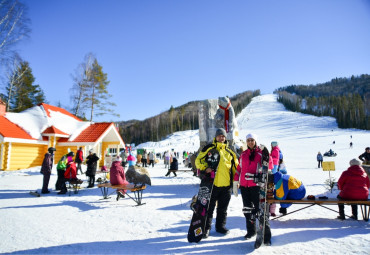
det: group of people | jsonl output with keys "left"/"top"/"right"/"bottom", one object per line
{"left": 195, "top": 128, "right": 370, "bottom": 245}
{"left": 40, "top": 147, "right": 100, "bottom": 194}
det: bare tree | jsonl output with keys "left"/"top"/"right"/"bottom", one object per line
{"left": 70, "top": 53, "right": 95, "bottom": 118}
{"left": 0, "top": 0, "right": 31, "bottom": 63}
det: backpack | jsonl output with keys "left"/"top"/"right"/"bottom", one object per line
{"left": 279, "top": 150, "right": 283, "bottom": 160}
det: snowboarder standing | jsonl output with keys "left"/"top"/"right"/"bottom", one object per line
{"left": 40, "top": 147, "right": 56, "bottom": 194}
{"left": 196, "top": 128, "right": 238, "bottom": 238}
{"left": 233, "top": 134, "right": 271, "bottom": 244}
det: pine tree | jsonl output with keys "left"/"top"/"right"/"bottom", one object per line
{"left": 71, "top": 53, "right": 119, "bottom": 122}
{"left": 3, "top": 60, "right": 45, "bottom": 112}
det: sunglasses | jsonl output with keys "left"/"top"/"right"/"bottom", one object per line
{"left": 247, "top": 139, "right": 255, "bottom": 142}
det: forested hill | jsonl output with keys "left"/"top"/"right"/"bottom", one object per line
{"left": 117, "top": 90, "right": 260, "bottom": 145}
{"left": 274, "top": 74, "right": 370, "bottom": 130}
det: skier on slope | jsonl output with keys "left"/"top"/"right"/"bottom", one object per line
{"left": 195, "top": 128, "right": 238, "bottom": 238}
{"left": 233, "top": 133, "right": 272, "bottom": 245}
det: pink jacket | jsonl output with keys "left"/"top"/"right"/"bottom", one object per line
{"left": 271, "top": 145, "right": 280, "bottom": 166}
{"left": 338, "top": 165, "right": 370, "bottom": 200}
{"left": 234, "top": 147, "right": 262, "bottom": 187}
{"left": 110, "top": 161, "right": 129, "bottom": 186}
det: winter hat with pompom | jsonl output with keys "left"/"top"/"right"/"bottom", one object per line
{"left": 349, "top": 158, "right": 361, "bottom": 166}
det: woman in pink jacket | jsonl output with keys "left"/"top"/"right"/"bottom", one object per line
{"left": 337, "top": 158, "right": 370, "bottom": 220}
{"left": 233, "top": 133, "right": 271, "bottom": 245}
{"left": 110, "top": 156, "right": 129, "bottom": 201}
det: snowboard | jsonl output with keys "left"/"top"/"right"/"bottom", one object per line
{"left": 187, "top": 148, "right": 220, "bottom": 243}
{"left": 254, "top": 145, "right": 272, "bottom": 249}
{"left": 29, "top": 191, "right": 41, "bottom": 197}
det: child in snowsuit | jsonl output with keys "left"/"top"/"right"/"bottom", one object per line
{"left": 64, "top": 154, "right": 77, "bottom": 181}
{"left": 165, "top": 157, "right": 178, "bottom": 177}
{"left": 337, "top": 158, "right": 370, "bottom": 220}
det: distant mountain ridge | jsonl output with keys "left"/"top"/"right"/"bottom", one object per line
{"left": 117, "top": 89, "right": 260, "bottom": 145}
{"left": 275, "top": 74, "right": 370, "bottom": 130}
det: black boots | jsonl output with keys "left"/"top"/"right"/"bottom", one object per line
{"left": 216, "top": 227, "right": 230, "bottom": 235}
{"left": 279, "top": 207, "right": 287, "bottom": 215}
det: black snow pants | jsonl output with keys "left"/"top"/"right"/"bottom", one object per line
{"left": 205, "top": 186, "right": 232, "bottom": 232}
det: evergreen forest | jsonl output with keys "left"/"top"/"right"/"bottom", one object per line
{"left": 275, "top": 74, "right": 370, "bottom": 130}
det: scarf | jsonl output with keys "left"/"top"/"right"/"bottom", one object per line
{"left": 218, "top": 101, "right": 231, "bottom": 132}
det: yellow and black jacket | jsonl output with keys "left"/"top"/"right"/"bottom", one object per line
{"left": 195, "top": 139, "right": 238, "bottom": 187}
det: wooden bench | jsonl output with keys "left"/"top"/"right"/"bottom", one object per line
{"left": 97, "top": 182, "right": 146, "bottom": 206}
{"left": 267, "top": 198, "right": 370, "bottom": 222}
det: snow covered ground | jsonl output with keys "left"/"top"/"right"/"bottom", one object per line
{"left": 1, "top": 94, "right": 369, "bottom": 254}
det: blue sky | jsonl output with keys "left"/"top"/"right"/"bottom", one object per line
{"left": 14, "top": 0, "right": 370, "bottom": 122}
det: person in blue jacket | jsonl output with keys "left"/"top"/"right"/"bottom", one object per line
{"left": 272, "top": 167, "right": 306, "bottom": 215}
{"left": 317, "top": 152, "right": 323, "bottom": 168}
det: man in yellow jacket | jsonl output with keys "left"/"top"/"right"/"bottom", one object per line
{"left": 195, "top": 128, "right": 238, "bottom": 238}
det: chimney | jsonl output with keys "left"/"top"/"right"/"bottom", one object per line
{"left": 0, "top": 99, "right": 6, "bottom": 116}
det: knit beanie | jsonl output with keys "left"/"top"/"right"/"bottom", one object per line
{"left": 271, "top": 141, "right": 278, "bottom": 147}
{"left": 215, "top": 128, "right": 227, "bottom": 137}
{"left": 349, "top": 158, "right": 361, "bottom": 166}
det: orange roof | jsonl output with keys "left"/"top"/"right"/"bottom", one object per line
{"left": 59, "top": 122, "right": 113, "bottom": 143}
{"left": 0, "top": 116, "right": 35, "bottom": 140}
{"left": 39, "top": 103, "right": 82, "bottom": 121}
{"left": 42, "top": 126, "right": 69, "bottom": 136}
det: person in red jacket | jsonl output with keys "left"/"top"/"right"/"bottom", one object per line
{"left": 64, "top": 153, "right": 77, "bottom": 180}
{"left": 110, "top": 156, "right": 129, "bottom": 201}
{"left": 337, "top": 158, "right": 370, "bottom": 220}
{"left": 75, "top": 147, "right": 84, "bottom": 175}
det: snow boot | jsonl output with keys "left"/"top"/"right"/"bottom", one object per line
{"left": 279, "top": 207, "right": 287, "bottom": 215}
{"left": 216, "top": 227, "right": 229, "bottom": 235}
{"left": 244, "top": 232, "right": 256, "bottom": 240}
{"left": 203, "top": 229, "right": 210, "bottom": 239}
